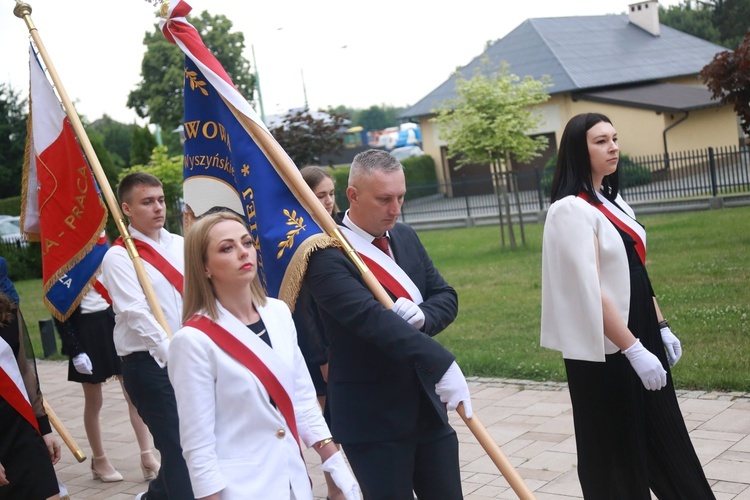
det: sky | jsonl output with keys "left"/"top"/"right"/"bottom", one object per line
{"left": 1, "top": 0, "right": 682, "bottom": 127}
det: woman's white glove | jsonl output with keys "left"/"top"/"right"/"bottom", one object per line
{"left": 321, "top": 451, "right": 361, "bottom": 500}
{"left": 72, "top": 353, "right": 93, "bottom": 375}
{"left": 660, "top": 326, "right": 682, "bottom": 367}
{"left": 391, "top": 297, "right": 426, "bottom": 330}
{"left": 623, "top": 340, "right": 667, "bottom": 390}
{"left": 434, "top": 361, "right": 473, "bottom": 418}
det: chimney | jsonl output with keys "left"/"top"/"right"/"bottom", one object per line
{"left": 628, "top": 0, "right": 660, "bottom": 36}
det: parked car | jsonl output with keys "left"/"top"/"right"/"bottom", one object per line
{"left": 0, "top": 216, "right": 25, "bottom": 246}
{"left": 390, "top": 145, "right": 424, "bottom": 162}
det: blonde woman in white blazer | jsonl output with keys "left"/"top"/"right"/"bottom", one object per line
{"left": 169, "top": 211, "right": 360, "bottom": 500}
{"left": 541, "top": 113, "right": 714, "bottom": 499}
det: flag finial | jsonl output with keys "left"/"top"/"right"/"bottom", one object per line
{"left": 13, "top": 2, "right": 31, "bottom": 19}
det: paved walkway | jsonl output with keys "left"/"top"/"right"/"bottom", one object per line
{"left": 38, "top": 360, "right": 750, "bottom": 499}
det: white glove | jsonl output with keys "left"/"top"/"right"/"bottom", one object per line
{"left": 72, "top": 353, "right": 93, "bottom": 375}
{"left": 321, "top": 451, "right": 361, "bottom": 500}
{"left": 391, "top": 297, "right": 426, "bottom": 330}
{"left": 660, "top": 326, "right": 682, "bottom": 367}
{"left": 622, "top": 340, "right": 667, "bottom": 391}
{"left": 434, "top": 361, "right": 473, "bottom": 418}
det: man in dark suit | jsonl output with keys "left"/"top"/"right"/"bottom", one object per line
{"left": 304, "top": 149, "right": 472, "bottom": 499}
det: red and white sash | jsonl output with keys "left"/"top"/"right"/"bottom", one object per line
{"left": 339, "top": 226, "right": 423, "bottom": 304}
{"left": 579, "top": 191, "right": 647, "bottom": 265}
{"left": 184, "top": 314, "right": 303, "bottom": 455}
{"left": 0, "top": 337, "right": 39, "bottom": 433}
{"left": 113, "top": 236, "right": 184, "bottom": 295}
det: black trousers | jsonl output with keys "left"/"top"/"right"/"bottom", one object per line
{"left": 121, "top": 353, "right": 194, "bottom": 500}
{"left": 342, "top": 394, "right": 462, "bottom": 500}
{"left": 565, "top": 353, "right": 715, "bottom": 500}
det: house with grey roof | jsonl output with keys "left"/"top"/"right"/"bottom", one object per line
{"left": 402, "top": 0, "right": 740, "bottom": 188}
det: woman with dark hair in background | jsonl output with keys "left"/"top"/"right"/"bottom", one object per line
{"left": 297, "top": 166, "right": 345, "bottom": 500}
{"left": 540, "top": 113, "right": 715, "bottom": 499}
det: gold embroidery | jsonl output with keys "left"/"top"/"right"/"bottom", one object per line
{"left": 277, "top": 209, "right": 305, "bottom": 259}
{"left": 185, "top": 68, "right": 209, "bottom": 96}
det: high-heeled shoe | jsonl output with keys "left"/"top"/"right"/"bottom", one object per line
{"left": 90, "top": 455, "right": 123, "bottom": 482}
{"left": 140, "top": 449, "right": 160, "bottom": 481}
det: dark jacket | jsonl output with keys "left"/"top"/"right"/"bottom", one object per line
{"left": 304, "top": 220, "right": 458, "bottom": 444}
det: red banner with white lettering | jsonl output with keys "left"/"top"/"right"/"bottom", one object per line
{"left": 21, "top": 44, "right": 108, "bottom": 320}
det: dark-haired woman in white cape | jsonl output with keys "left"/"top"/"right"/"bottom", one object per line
{"left": 541, "top": 113, "right": 715, "bottom": 499}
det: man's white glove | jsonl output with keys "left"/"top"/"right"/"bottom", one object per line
{"left": 660, "top": 326, "right": 682, "bottom": 367}
{"left": 623, "top": 340, "right": 667, "bottom": 391}
{"left": 434, "top": 361, "right": 473, "bottom": 418}
{"left": 321, "top": 451, "right": 361, "bottom": 500}
{"left": 72, "top": 353, "right": 93, "bottom": 375}
{"left": 391, "top": 297, "right": 425, "bottom": 330}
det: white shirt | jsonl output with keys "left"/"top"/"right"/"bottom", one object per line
{"left": 100, "top": 226, "right": 184, "bottom": 367}
{"left": 343, "top": 210, "right": 393, "bottom": 256}
{"left": 79, "top": 280, "right": 109, "bottom": 314}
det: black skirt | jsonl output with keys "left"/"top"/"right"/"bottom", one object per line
{"left": 67, "top": 308, "right": 121, "bottom": 384}
{"left": 0, "top": 400, "right": 59, "bottom": 500}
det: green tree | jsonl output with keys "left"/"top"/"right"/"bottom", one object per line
{"left": 0, "top": 83, "right": 28, "bottom": 198}
{"left": 357, "top": 105, "right": 388, "bottom": 131}
{"left": 659, "top": 1, "right": 721, "bottom": 45}
{"left": 660, "top": 0, "right": 750, "bottom": 48}
{"left": 712, "top": 0, "right": 750, "bottom": 48}
{"left": 270, "top": 108, "right": 348, "bottom": 167}
{"left": 127, "top": 11, "right": 255, "bottom": 132}
{"left": 86, "top": 129, "right": 119, "bottom": 191}
{"left": 131, "top": 125, "right": 158, "bottom": 166}
{"left": 432, "top": 65, "right": 550, "bottom": 248}
{"left": 89, "top": 115, "right": 138, "bottom": 168}
{"left": 329, "top": 104, "right": 407, "bottom": 130}
{"left": 701, "top": 32, "right": 750, "bottom": 134}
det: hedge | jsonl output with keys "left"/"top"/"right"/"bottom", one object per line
{"left": 540, "top": 153, "right": 652, "bottom": 198}
{"left": 1, "top": 240, "right": 42, "bottom": 281}
{"left": 329, "top": 154, "right": 439, "bottom": 210}
{"left": 0, "top": 196, "right": 22, "bottom": 217}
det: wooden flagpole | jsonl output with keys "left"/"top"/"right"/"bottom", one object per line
{"left": 14, "top": 1, "right": 175, "bottom": 462}
{"left": 219, "top": 99, "right": 535, "bottom": 499}
{"left": 13, "top": 2, "right": 173, "bottom": 340}
{"left": 43, "top": 400, "right": 85, "bottom": 462}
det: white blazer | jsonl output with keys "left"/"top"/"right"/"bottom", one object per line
{"left": 541, "top": 194, "right": 632, "bottom": 362}
{"left": 169, "top": 298, "right": 330, "bottom": 499}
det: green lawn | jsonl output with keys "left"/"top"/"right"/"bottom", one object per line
{"left": 419, "top": 205, "right": 750, "bottom": 392}
{"left": 14, "top": 206, "right": 750, "bottom": 391}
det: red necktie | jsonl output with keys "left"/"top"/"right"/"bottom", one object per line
{"left": 372, "top": 236, "right": 391, "bottom": 257}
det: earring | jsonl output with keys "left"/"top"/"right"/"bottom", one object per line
{"left": 206, "top": 272, "right": 212, "bottom": 279}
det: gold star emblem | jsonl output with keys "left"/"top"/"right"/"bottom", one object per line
{"left": 241, "top": 164, "right": 250, "bottom": 177}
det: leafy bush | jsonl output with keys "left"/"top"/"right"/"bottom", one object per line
{"left": 0, "top": 196, "right": 22, "bottom": 216}
{"left": 402, "top": 155, "right": 439, "bottom": 200}
{"left": 540, "top": 153, "right": 651, "bottom": 198}
{"left": 619, "top": 155, "right": 652, "bottom": 188}
{"left": 327, "top": 154, "right": 439, "bottom": 210}
{"left": 1, "top": 240, "right": 42, "bottom": 281}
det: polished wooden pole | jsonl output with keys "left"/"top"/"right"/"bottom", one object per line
{"left": 13, "top": 2, "right": 173, "bottom": 339}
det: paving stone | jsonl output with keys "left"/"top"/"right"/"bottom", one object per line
{"left": 36, "top": 360, "right": 750, "bottom": 499}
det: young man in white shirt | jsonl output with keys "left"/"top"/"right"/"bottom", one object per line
{"left": 100, "top": 172, "right": 193, "bottom": 500}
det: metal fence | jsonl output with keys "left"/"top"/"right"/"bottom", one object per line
{"left": 400, "top": 145, "right": 750, "bottom": 225}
